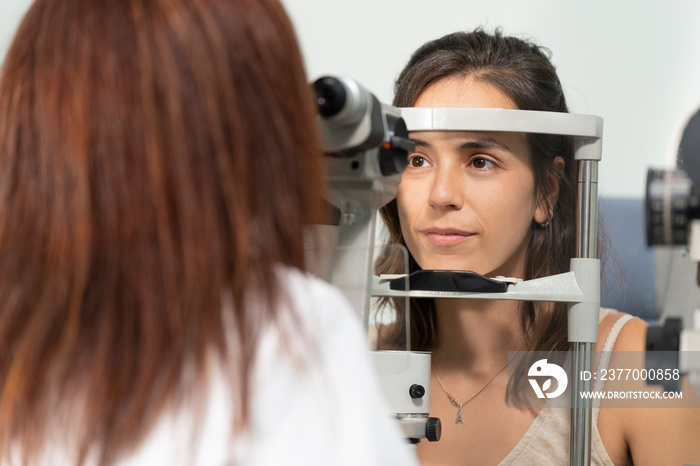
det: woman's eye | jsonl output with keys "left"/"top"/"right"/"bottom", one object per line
{"left": 471, "top": 157, "right": 495, "bottom": 169}
{"left": 408, "top": 155, "right": 429, "bottom": 168}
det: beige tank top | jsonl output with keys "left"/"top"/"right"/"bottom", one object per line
{"left": 498, "top": 308, "right": 634, "bottom": 466}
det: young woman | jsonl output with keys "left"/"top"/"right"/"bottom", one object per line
{"left": 378, "top": 29, "right": 700, "bottom": 465}
{"left": 0, "top": 0, "right": 415, "bottom": 464}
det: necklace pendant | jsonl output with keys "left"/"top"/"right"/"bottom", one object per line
{"left": 456, "top": 407, "right": 464, "bottom": 424}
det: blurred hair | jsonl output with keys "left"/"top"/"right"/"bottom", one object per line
{"left": 0, "top": 0, "right": 325, "bottom": 463}
{"left": 377, "top": 28, "right": 576, "bottom": 355}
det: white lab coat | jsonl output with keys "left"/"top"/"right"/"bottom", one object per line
{"left": 8, "top": 267, "right": 416, "bottom": 465}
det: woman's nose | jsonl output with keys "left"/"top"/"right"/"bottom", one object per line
{"left": 428, "top": 165, "right": 463, "bottom": 210}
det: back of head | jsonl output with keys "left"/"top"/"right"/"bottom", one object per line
{"left": 0, "top": 0, "right": 324, "bottom": 462}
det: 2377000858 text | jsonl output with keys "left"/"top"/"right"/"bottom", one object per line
{"left": 580, "top": 368, "right": 681, "bottom": 382}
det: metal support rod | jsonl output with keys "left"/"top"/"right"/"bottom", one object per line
{"left": 570, "top": 341, "right": 593, "bottom": 465}
{"left": 577, "top": 160, "right": 599, "bottom": 258}
{"left": 570, "top": 159, "right": 599, "bottom": 466}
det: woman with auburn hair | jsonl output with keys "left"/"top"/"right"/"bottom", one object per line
{"left": 377, "top": 29, "right": 700, "bottom": 464}
{"left": 0, "top": 0, "right": 415, "bottom": 464}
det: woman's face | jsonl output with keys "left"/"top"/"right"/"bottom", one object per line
{"left": 397, "top": 76, "right": 549, "bottom": 278}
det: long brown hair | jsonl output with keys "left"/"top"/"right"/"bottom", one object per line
{"left": 377, "top": 29, "right": 576, "bottom": 354}
{"left": 0, "top": 0, "right": 326, "bottom": 463}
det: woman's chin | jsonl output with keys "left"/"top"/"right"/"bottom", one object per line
{"left": 416, "top": 260, "right": 483, "bottom": 274}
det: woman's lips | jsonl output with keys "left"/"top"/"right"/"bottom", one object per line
{"left": 421, "top": 228, "right": 475, "bottom": 247}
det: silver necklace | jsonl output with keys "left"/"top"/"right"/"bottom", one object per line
{"left": 432, "top": 358, "right": 511, "bottom": 424}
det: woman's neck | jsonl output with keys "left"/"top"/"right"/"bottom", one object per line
{"left": 431, "top": 298, "right": 527, "bottom": 374}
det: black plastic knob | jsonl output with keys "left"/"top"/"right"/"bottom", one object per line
{"left": 409, "top": 384, "right": 425, "bottom": 399}
{"left": 426, "top": 417, "right": 441, "bottom": 442}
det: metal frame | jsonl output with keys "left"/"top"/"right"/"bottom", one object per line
{"left": 397, "top": 107, "right": 603, "bottom": 466}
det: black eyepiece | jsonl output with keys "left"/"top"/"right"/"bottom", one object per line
{"left": 313, "top": 77, "right": 346, "bottom": 118}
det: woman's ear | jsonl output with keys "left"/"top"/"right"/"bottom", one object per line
{"left": 534, "top": 156, "right": 565, "bottom": 224}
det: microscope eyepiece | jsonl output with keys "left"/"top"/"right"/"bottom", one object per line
{"left": 313, "top": 77, "right": 346, "bottom": 118}
{"left": 312, "top": 76, "right": 371, "bottom": 127}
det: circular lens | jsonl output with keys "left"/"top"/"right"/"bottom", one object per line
{"left": 313, "top": 77, "right": 346, "bottom": 118}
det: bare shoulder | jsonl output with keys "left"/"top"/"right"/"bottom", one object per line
{"left": 597, "top": 310, "right": 700, "bottom": 465}
{"left": 594, "top": 310, "right": 648, "bottom": 353}
{"left": 621, "top": 381, "right": 700, "bottom": 465}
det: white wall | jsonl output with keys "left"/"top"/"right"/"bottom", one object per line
{"left": 281, "top": 0, "right": 700, "bottom": 198}
{"left": 2, "top": 0, "right": 700, "bottom": 197}
{"left": 0, "top": 1, "right": 33, "bottom": 62}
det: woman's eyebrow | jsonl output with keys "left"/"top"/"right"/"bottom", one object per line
{"left": 410, "top": 137, "right": 432, "bottom": 149}
{"left": 458, "top": 137, "right": 512, "bottom": 153}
